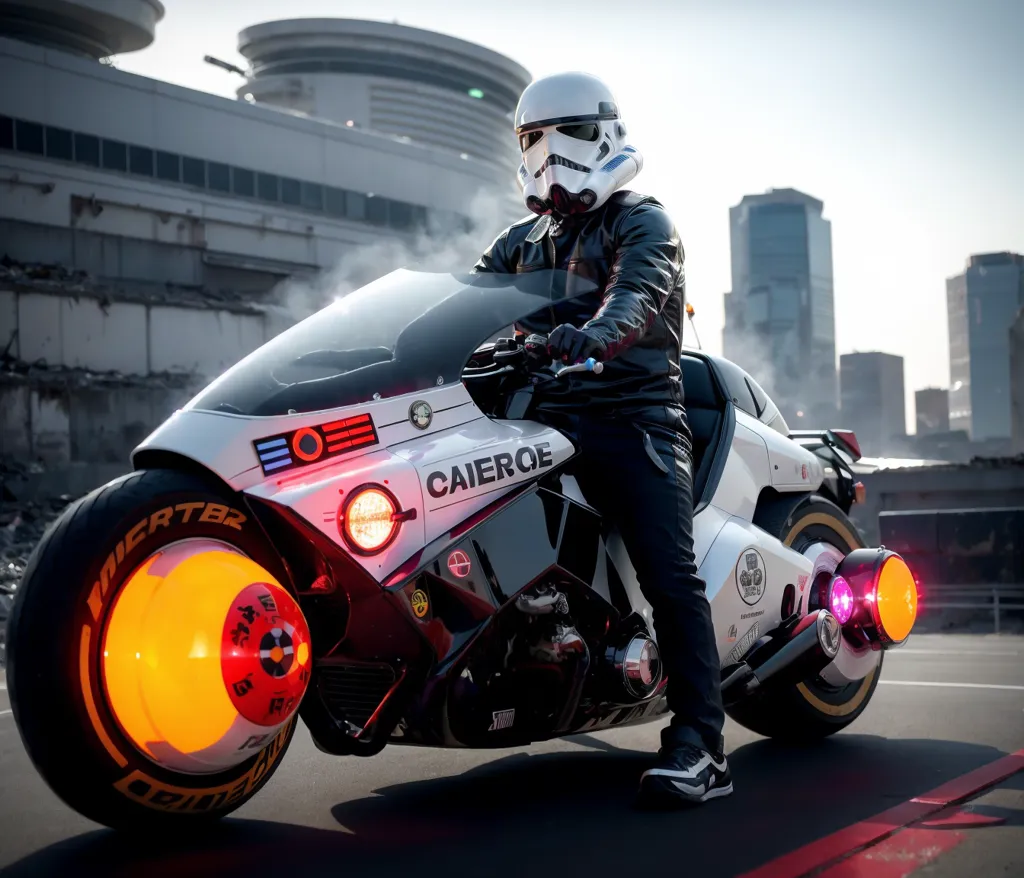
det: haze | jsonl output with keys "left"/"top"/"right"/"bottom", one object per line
{"left": 111, "top": 0, "right": 1024, "bottom": 433}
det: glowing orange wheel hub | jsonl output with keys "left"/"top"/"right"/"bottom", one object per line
{"left": 101, "top": 540, "right": 311, "bottom": 774}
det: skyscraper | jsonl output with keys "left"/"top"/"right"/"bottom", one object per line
{"left": 1011, "top": 307, "right": 1024, "bottom": 454}
{"left": 723, "top": 188, "right": 837, "bottom": 427}
{"left": 946, "top": 252, "right": 1024, "bottom": 440}
{"left": 839, "top": 352, "right": 906, "bottom": 457}
{"left": 915, "top": 388, "right": 950, "bottom": 435}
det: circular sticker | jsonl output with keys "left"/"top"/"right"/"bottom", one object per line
{"left": 447, "top": 550, "right": 472, "bottom": 578}
{"left": 409, "top": 401, "right": 433, "bottom": 430}
{"left": 410, "top": 588, "right": 430, "bottom": 618}
{"left": 735, "top": 548, "right": 766, "bottom": 606}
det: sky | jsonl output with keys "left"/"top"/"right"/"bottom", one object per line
{"left": 112, "top": 0, "right": 1024, "bottom": 433}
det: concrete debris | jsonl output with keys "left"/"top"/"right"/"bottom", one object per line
{"left": 0, "top": 255, "right": 265, "bottom": 316}
{"left": 0, "top": 483, "right": 76, "bottom": 665}
{"left": 928, "top": 454, "right": 1024, "bottom": 472}
{"left": 1, "top": 352, "right": 199, "bottom": 391}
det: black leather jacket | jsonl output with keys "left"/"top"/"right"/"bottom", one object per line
{"left": 473, "top": 190, "right": 690, "bottom": 436}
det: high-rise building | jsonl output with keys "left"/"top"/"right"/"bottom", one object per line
{"left": 839, "top": 352, "right": 906, "bottom": 457}
{"left": 915, "top": 388, "right": 950, "bottom": 435}
{"left": 946, "top": 252, "right": 1024, "bottom": 440}
{"left": 723, "top": 188, "right": 837, "bottom": 427}
{"left": 1011, "top": 307, "right": 1024, "bottom": 454}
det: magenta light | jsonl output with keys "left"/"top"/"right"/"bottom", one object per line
{"left": 830, "top": 577, "right": 855, "bottom": 625}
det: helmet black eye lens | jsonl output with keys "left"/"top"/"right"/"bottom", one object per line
{"left": 519, "top": 131, "right": 544, "bottom": 151}
{"left": 557, "top": 123, "right": 600, "bottom": 142}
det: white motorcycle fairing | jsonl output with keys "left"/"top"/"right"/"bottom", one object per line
{"left": 133, "top": 269, "right": 879, "bottom": 698}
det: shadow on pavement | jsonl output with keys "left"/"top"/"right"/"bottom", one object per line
{"left": 0, "top": 734, "right": 1012, "bottom": 878}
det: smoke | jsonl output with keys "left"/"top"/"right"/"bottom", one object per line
{"left": 263, "top": 188, "right": 517, "bottom": 334}
{"left": 721, "top": 318, "right": 780, "bottom": 404}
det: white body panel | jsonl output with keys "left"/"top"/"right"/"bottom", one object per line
{"left": 134, "top": 383, "right": 483, "bottom": 490}
{"left": 134, "top": 370, "right": 875, "bottom": 686}
{"left": 707, "top": 419, "right": 770, "bottom": 521}
{"left": 394, "top": 418, "right": 575, "bottom": 544}
{"left": 701, "top": 413, "right": 878, "bottom": 682}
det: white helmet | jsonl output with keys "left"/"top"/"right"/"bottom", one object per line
{"left": 513, "top": 71, "right": 644, "bottom": 217}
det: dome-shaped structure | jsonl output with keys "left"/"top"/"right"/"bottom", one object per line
{"left": 236, "top": 18, "right": 531, "bottom": 172}
{"left": 0, "top": 0, "right": 164, "bottom": 59}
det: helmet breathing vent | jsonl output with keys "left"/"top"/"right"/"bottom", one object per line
{"left": 535, "top": 154, "right": 592, "bottom": 177}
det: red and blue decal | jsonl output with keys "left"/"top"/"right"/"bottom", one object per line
{"left": 253, "top": 413, "right": 379, "bottom": 476}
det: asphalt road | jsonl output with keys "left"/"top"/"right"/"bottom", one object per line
{"left": 1, "top": 632, "right": 1021, "bottom": 878}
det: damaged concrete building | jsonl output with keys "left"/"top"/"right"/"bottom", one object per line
{"left": 0, "top": 1, "right": 530, "bottom": 494}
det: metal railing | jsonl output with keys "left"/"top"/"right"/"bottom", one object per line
{"left": 919, "top": 584, "right": 1024, "bottom": 634}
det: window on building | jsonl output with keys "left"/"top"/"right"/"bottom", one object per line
{"left": 74, "top": 133, "right": 100, "bottom": 167}
{"left": 45, "top": 126, "right": 73, "bottom": 160}
{"left": 257, "top": 172, "right": 279, "bottom": 202}
{"left": 0, "top": 116, "right": 436, "bottom": 233}
{"left": 232, "top": 167, "right": 255, "bottom": 198}
{"left": 346, "top": 191, "right": 366, "bottom": 220}
{"left": 102, "top": 139, "right": 128, "bottom": 171}
{"left": 208, "top": 161, "right": 230, "bottom": 192}
{"left": 325, "top": 186, "right": 346, "bottom": 217}
{"left": 182, "top": 156, "right": 205, "bottom": 187}
{"left": 366, "top": 195, "right": 389, "bottom": 226}
{"left": 389, "top": 200, "right": 415, "bottom": 230}
{"left": 301, "top": 182, "right": 323, "bottom": 211}
{"left": 280, "top": 177, "right": 301, "bottom": 206}
{"left": 129, "top": 145, "right": 154, "bottom": 176}
{"left": 15, "top": 120, "right": 44, "bottom": 155}
{"left": 156, "top": 150, "right": 180, "bottom": 182}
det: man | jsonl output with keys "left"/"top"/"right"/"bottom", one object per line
{"left": 472, "top": 71, "right": 731, "bottom": 808}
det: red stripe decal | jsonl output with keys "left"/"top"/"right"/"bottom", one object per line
{"left": 738, "top": 749, "right": 1024, "bottom": 878}
{"left": 327, "top": 435, "right": 376, "bottom": 453}
{"left": 322, "top": 414, "right": 372, "bottom": 432}
{"left": 324, "top": 424, "right": 375, "bottom": 443}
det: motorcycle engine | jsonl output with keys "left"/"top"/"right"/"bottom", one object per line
{"left": 447, "top": 582, "right": 590, "bottom": 743}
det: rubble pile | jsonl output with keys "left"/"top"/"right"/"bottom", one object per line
{"left": 1, "top": 456, "right": 77, "bottom": 650}
{"left": 0, "top": 465, "right": 77, "bottom": 665}
{"left": 0, "top": 351, "right": 199, "bottom": 391}
{"left": 963, "top": 453, "right": 1024, "bottom": 469}
{"left": 0, "top": 255, "right": 265, "bottom": 315}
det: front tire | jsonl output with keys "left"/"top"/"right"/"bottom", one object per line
{"left": 6, "top": 468, "right": 299, "bottom": 830}
{"left": 725, "top": 494, "right": 884, "bottom": 742}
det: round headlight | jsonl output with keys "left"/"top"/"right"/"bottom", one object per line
{"left": 341, "top": 485, "right": 400, "bottom": 554}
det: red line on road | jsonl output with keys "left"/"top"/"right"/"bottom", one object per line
{"left": 737, "top": 749, "right": 1024, "bottom": 878}
{"left": 814, "top": 826, "right": 965, "bottom": 878}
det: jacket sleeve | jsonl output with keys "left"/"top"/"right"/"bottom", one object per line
{"left": 582, "top": 202, "right": 684, "bottom": 359}
{"left": 472, "top": 228, "right": 512, "bottom": 273}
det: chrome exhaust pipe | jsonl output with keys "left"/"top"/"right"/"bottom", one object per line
{"left": 721, "top": 610, "right": 842, "bottom": 706}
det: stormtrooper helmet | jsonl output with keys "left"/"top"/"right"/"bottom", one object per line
{"left": 513, "top": 71, "right": 644, "bottom": 217}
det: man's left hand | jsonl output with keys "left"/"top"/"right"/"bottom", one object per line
{"left": 547, "top": 324, "right": 608, "bottom": 364}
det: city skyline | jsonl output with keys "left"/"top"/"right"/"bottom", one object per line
{"left": 723, "top": 187, "right": 837, "bottom": 429}
{"left": 946, "top": 252, "right": 1024, "bottom": 441}
{"left": 106, "top": 0, "right": 1024, "bottom": 433}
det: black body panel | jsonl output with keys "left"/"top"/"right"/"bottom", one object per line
{"left": 251, "top": 470, "right": 668, "bottom": 753}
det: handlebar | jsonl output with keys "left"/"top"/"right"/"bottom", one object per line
{"left": 553, "top": 357, "right": 604, "bottom": 376}
{"left": 467, "top": 333, "right": 605, "bottom": 383}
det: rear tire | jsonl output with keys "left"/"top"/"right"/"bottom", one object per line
{"left": 6, "top": 468, "right": 298, "bottom": 830}
{"left": 725, "top": 494, "right": 883, "bottom": 742}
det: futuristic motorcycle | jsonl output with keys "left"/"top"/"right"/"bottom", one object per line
{"left": 5, "top": 269, "right": 918, "bottom": 829}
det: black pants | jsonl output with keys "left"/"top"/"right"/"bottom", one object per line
{"left": 567, "top": 412, "right": 726, "bottom": 754}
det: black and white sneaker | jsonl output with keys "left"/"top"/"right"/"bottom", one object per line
{"left": 636, "top": 743, "right": 733, "bottom": 808}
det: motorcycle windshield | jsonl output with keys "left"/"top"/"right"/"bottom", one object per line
{"left": 187, "top": 268, "right": 599, "bottom": 418}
